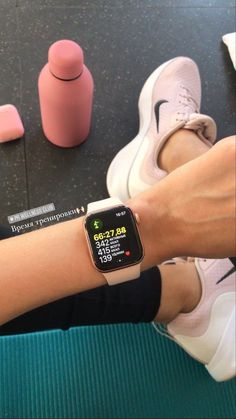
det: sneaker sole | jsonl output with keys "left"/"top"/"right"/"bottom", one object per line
{"left": 206, "top": 305, "right": 236, "bottom": 381}
{"left": 106, "top": 58, "right": 175, "bottom": 201}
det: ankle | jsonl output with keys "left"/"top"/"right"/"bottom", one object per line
{"left": 155, "top": 262, "right": 202, "bottom": 324}
{"left": 181, "top": 262, "right": 202, "bottom": 313}
{"left": 158, "top": 129, "right": 210, "bottom": 173}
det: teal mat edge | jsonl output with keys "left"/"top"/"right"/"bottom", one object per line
{"left": 1, "top": 323, "right": 236, "bottom": 419}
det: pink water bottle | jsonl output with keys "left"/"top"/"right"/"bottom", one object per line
{"left": 38, "top": 39, "right": 94, "bottom": 147}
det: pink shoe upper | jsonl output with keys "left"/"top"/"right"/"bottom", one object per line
{"left": 167, "top": 258, "right": 236, "bottom": 364}
{"left": 140, "top": 57, "right": 217, "bottom": 185}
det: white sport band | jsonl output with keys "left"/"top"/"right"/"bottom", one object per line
{"left": 87, "top": 197, "right": 123, "bottom": 214}
{"left": 86, "top": 197, "right": 142, "bottom": 286}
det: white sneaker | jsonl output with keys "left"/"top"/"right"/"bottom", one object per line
{"left": 154, "top": 258, "right": 236, "bottom": 382}
{"left": 107, "top": 57, "right": 217, "bottom": 201}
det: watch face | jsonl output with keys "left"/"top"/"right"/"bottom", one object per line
{"left": 85, "top": 206, "right": 143, "bottom": 272}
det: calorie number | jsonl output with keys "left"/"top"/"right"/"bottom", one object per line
{"left": 97, "top": 247, "right": 110, "bottom": 255}
{"left": 95, "top": 239, "right": 109, "bottom": 248}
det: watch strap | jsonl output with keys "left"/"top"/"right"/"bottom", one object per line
{"left": 87, "top": 197, "right": 123, "bottom": 214}
{"left": 104, "top": 264, "right": 140, "bottom": 285}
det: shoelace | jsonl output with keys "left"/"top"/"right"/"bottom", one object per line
{"left": 175, "top": 85, "right": 199, "bottom": 122}
{"left": 179, "top": 85, "right": 199, "bottom": 110}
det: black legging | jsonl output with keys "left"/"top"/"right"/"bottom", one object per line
{"left": 0, "top": 225, "right": 162, "bottom": 336}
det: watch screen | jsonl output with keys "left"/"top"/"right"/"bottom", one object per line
{"left": 85, "top": 206, "right": 143, "bottom": 272}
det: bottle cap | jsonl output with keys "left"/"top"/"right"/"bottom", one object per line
{"left": 48, "top": 39, "right": 84, "bottom": 80}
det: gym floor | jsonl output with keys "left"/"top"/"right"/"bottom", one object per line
{"left": 0, "top": 0, "right": 235, "bottom": 227}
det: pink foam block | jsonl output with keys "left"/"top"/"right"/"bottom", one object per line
{"left": 0, "top": 104, "right": 25, "bottom": 143}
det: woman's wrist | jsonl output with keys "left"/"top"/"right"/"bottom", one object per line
{"left": 127, "top": 178, "right": 182, "bottom": 269}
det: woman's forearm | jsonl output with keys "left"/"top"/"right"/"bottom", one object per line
{"left": 0, "top": 218, "right": 105, "bottom": 325}
{"left": 0, "top": 192, "right": 174, "bottom": 326}
{"left": 0, "top": 137, "right": 235, "bottom": 326}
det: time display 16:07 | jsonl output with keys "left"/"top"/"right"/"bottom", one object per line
{"left": 93, "top": 226, "right": 126, "bottom": 241}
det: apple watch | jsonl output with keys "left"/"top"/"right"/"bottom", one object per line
{"left": 84, "top": 197, "right": 144, "bottom": 285}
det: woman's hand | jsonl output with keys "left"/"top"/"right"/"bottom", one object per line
{"left": 129, "top": 136, "right": 236, "bottom": 264}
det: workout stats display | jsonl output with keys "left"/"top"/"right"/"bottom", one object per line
{"left": 85, "top": 206, "right": 143, "bottom": 272}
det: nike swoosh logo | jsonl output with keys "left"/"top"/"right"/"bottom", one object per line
{"left": 155, "top": 100, "right": 169, "bottom": 133}
{"left": 216, "top": 266, "right": 236, "bottom": 284}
